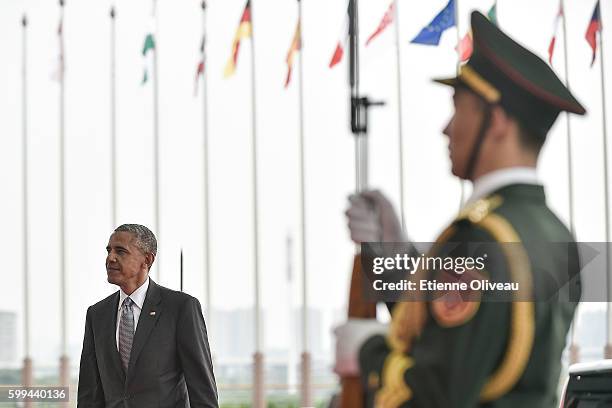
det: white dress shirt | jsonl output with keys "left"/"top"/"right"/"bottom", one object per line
{"left": 466, "top": 166, "right": 540, "bottom": 206}
{"left": 115, "top": 277, "right": 150, "bottom": 351}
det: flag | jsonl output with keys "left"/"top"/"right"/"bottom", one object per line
{"left": 411, "top": 0, "right": 455, "bottom": 45}
{"left": 585, "top": 0, "right": 601, "bottom": 67}
{"left": 457, "top": 31, "right": 473, "bottom": 61}
{"left": 329, "top": 42, "right": 344, "bottom": 68}
{"left": 457, "top": 2, "right": 497, "bottom": 61}
{"left": 284, "top": 21, "right": 301, "bottom": 88}
{"left": 329, "top": 5, "right": 349, "bottom": 68}
{"left": 141, "top": 33, "right": 155, "bottom": 84}
{"left": 548, "top": 2, "right": 563, "bottom": 65}
{"left": 224, "top": 0, "right": 252, "bottom": 77}
{"left": 487, "top": 2, "right": 497, "bottom": 25}
{"left": 194, "top": 35, "right": 206, "bottom": 96}
{"left": 366, "top": 1, "right": 395, "bottom": 46}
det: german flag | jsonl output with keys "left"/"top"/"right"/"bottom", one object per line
{"left": 224, "top": 0, "right": 252, "bottom": 77}
{"left": 284, "top": 21, "right": 301, "bottom": 88}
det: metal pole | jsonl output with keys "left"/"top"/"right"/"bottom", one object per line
{"left": 392, "top": 0, "right": 406, "bottom": 231}
{"left": 152, "top": 0, "right": 161, "bottom": 282}
{"left": 350, "top": 0, "right": 365, "bottom": 193}
{"left": 57, "top": 1, "right": 70, "bottom": 403}
{"left": 560, "top": 0, "right": 575, "bottom": 236}
{"left": 21, "top": 15, "right": 33, "bottom": 406}
{"left": 356, "top": 0, "right": 368, "bottom": 192}
{"left": 286, "top": 234, "right": 297, "bottom": 394}
{"left": 200, "top": 0, "right": 212, "bottom": 331}
{"left": 598, "top": 3, "right": 612, "bottom": 359}
{"left": 296, "top": 1, "right": 311, "bottom": 405}
{"left": 180, "top": 249, "right": 184, "bottom": 292}
{"left": 558, "top": 0, "right": 579, "bottom": 364}
{"left": 249, "top": 2, "right": 264, "bottom": 407}
{"left": 110, "top": 5, "right": 117, "bottom": 228}
{"left": 455, "top": 0, "right": 465, "bottom": 208}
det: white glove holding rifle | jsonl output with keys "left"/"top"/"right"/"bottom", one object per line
{"left": 345, "top": 190, "right": 405, "bottom": 243}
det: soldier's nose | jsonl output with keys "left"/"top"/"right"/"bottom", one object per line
{"left": 443, "top": 118, "right": 452, "bottom": 138}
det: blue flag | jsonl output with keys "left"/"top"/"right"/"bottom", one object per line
{"left": 411, "top": 0, "right": 456, "bottom": 45}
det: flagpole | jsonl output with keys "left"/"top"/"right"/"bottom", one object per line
{"left": 248, "top": 2, "right": 264, "bottom": 407}
{"left": 454, "top": 0, "right": 465, "bottom": 208}
{"left": 152, "top": 0, "right": 161, "bottom": 282}
{"left": 598, "top": 3, "right": 612, "bottom": 360}
{"left": 200, "top": 0, "right": 212, "bottom": 334}
{"left": 558, "top": 0, "right": 580, "bottom": 364}
{"left": 559, "top": 0, "right": 575, "bottom": 237}
{"left": 57, "top": 0, "right": 70, "bottom": 403}
{"left": 21, "top": 15, "right": 33, "bottom": 407}
{"left": 294, "top": 1, "right": 311, "bottom": 405}
{"left": 285, "top": 234, "right": 297, "bottom": 395}
{"left": 110, "top": 5, "right": 117, "bottom": 228}
{"left": 392, "top": 0, "right": 406, "bottom": 231}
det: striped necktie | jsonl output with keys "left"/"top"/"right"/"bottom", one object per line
{"left": 118, "top": 297, "right": 134, "bottom": 372}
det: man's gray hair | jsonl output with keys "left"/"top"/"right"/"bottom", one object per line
{"left": 114, "top": 224, "right": 157, "bottom": 255}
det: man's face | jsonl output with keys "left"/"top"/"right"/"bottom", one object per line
{"left": 443, "top": 88, "right": 486, "bottom": 179}
{"left": 106, "top": 231, "right": 149, "bottom": 287}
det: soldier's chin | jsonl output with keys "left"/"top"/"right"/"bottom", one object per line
{"left": 450, "top": 164, "right": 466, "bottom": 180}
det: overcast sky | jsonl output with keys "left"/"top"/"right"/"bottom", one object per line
{"left": 0, "top": 0, "right": 610, "bottom": 365}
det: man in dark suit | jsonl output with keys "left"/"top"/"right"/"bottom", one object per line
{"left": 78, "top": 224, "right": 218, "bottom": 408}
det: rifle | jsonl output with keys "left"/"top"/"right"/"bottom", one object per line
{"left": 339, "top": 1, "right": 384, "bottom": 406}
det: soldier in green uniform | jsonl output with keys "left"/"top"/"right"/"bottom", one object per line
{"left": 343, "top": 11, "right": 585, "bottom": 408}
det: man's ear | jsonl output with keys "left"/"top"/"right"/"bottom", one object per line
{"left": 489, "top": 105, "right": 512, "bottom": 142}
{"left": 144, "top": 253, "right": 156, "bottom": 271}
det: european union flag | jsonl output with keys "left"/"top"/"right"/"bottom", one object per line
{"left": 411, "top": 0, "right": 456, "bottom": 45}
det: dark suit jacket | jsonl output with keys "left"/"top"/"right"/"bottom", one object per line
{"left": 77, "top": 279, "right": 218, "bottom": 408}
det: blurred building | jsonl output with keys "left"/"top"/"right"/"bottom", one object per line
{"left": 0, "top": 311, "right": 17, "bottom": 365}
{"left": 574, "top": 306, "right": 607, "bottom": 362}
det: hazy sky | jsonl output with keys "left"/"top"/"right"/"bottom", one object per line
{"left": 0, "top": 0, "right": 610, "bottom": 365}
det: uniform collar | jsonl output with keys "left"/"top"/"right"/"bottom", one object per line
{"left": 466, "top": 166, "right": 540, "bottom": 205}
{"left": 118, "top": 276, "right": 150, "bottom": 310}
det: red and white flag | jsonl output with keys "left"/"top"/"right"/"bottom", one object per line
{"left": 329, "top": 5, "right": 349, "bottom": 68}
{"left": 457, "top": 31, "right": 473, "bottom": 62}
{"left": 548, "top": 2, "right": 563, "bottom": 65}
{"left": 366, "top": 1, "right": 395, "bottom": 46}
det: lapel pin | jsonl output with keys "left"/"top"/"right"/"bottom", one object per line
{"left": 150, "top": 311, "right": 156, "bottom": 316}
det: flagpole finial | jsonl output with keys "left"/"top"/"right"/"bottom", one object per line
{"left": 201, "top": 0, "right": 206, "bottom": 10}
{"left": 22, "top": 14, "right": 27, "bottom": 27}
{"left": 110, "top": 6, "right": 115, "bottom": 18}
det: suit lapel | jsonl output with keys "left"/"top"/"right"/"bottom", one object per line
{"left": 127, "top": 278, "right": 162, "bottom": 382}
{"left": 102, "top": 291, "right": 125, "bottom": 381}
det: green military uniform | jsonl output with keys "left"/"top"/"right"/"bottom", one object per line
{"left": 357, "top": 11, "right": 585, "bottom": 408}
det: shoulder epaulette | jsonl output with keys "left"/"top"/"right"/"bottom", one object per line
{"left": 456, "top": 195, "right": 503, "bottom": 224}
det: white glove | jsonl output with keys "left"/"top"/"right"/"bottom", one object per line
{"left": 333, "top": 319, "right": 389, "bottom": 376}
{"left": 345, "top": 190, "right": 404, "bottom": 243}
